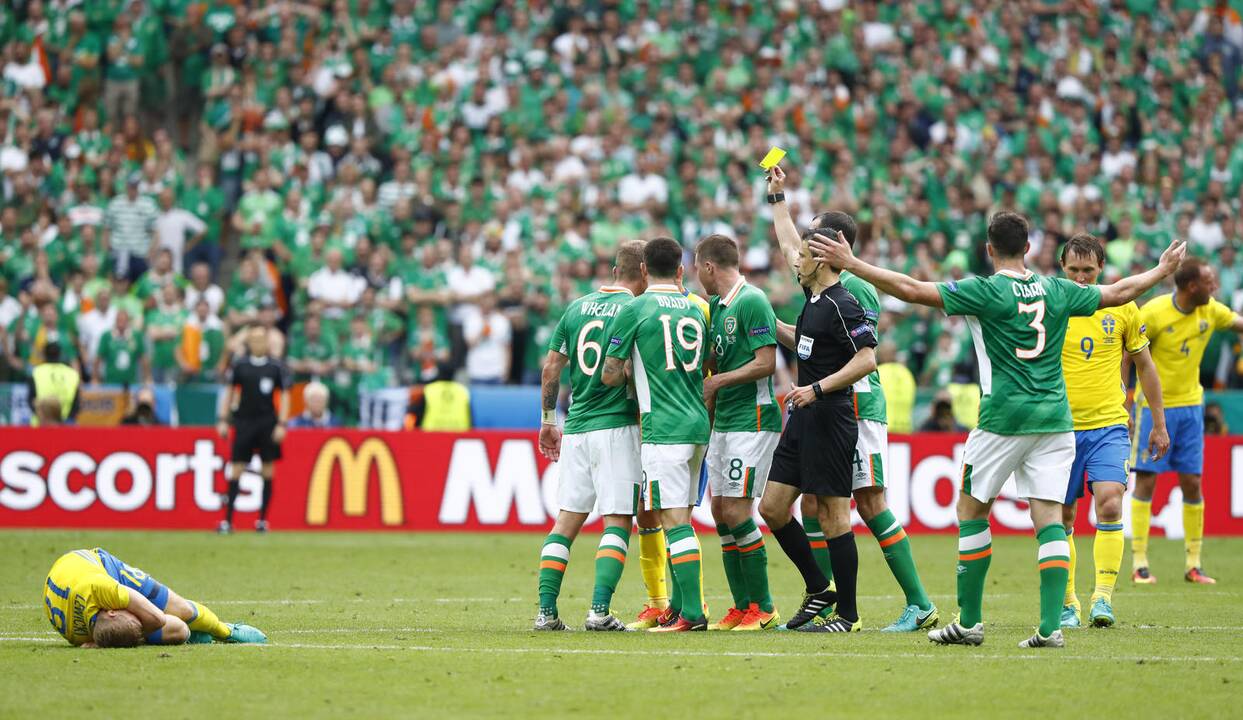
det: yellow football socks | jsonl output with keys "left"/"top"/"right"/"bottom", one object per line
{"left": 1092, "top": 522, "right": 1124, "bottom": 601}
{"left": 1184, "top": 500, "right": 1205, "bottom": 571}
{"left": 1063, "top": 528, "right": 1078, "bottom": 608}
{"left": 1131, "top": 496, "right": 1152, "bottom": 569}
{"left": 188, "top": 601, "right": 231, "bottom": 640}
{"left": 637, "top": 526, "right": 668, "bottom": 609}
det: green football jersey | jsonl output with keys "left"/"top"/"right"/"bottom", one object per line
{"left": 97, "top": 330, "right": 144, "bottom": 386}
{"left": 549, "top": 286, "right": 639, "bottom": 435}
{"left": 937, "top": 270, "right": 1101, "bottom": 435}
{"left": 840, "top": 270, "right": 888, "bottom": 424}
{"left": 605, "top": 284, "right": 710, "bottom": 445}
{"left": 707, "top": 278, "right": 781, "bottom": 432}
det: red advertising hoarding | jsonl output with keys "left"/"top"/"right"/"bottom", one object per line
{"left": 1, "top": 428, "right": 1241, "bottom": 535}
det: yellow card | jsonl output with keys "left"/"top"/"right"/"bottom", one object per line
{"left": 759, "top": 146, "right": 786, "bottom": 170}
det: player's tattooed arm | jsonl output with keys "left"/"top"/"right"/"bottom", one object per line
{"left": 775, "top": 320, "right": 796, "bottom": 350}
{"left": 540, "top": 351, "right": 567, "bottom": 412}
{"left": 538, "top": 350, "right": 568, "bottom": 459}
{"left": 600, "top": 356, "right": 627, "bottom": 387}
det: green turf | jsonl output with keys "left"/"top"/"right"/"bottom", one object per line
{"left": 1, "top": 529, "right": 1238, "bottom": 719}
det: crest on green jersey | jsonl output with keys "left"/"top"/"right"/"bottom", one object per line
{"left": 724, "top": 317, "right": 736, "bottom": 334}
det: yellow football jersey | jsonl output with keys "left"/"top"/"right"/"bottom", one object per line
{"left": 685, "top": 290, "right": 710, "bottom": 324}
{"left": 43, "top": 549, "right": 130, "bottom": 645}
{"left": 1138, "top": 294, "right": 1238, "bottom": 409}
{"left": 1062, "top": 302, "right": 1149, "bottom": 430}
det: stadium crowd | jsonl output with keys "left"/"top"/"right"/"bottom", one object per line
{"left": 2, "top": 0, "right": 1243, "bottom": 426}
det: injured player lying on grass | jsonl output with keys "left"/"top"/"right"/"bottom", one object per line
{"left": 43, "top": 547, "right": 267, "bottom": 648}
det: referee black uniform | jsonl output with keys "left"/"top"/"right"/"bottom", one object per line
{"left": 766, "top": 279, "right": 877, "bottom": 630}
{"left": 227, "top": 355, "right": 289, "bottom": 463}
{"left": 770, "top": 282, "right": 877, "bottom": 496}
{"left": 220, "top": 354, "right": 290, "bottom": 532}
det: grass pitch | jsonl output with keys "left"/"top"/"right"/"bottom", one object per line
{"left": 1, "top": 529, "right": 1238, "bottom": 719}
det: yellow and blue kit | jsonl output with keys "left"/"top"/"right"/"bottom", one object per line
{"left": 1061, "top": 302, "right": 1148, "bottom": 504}
{"left": 1133, "top": 294, "right": 1238, "bottom": 474}
{"left": 43, "top": 548, "right": 171, "bottom": 645}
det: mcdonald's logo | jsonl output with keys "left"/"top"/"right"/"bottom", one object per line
{"left": 306, "top": 437, "right": 404, "bottom": 526}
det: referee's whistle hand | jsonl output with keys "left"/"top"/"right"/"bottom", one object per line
{"left": 215, "top": 421, "right": 229, "bottom": 439}
{"left": 787, "top": 383, "right": 817, "bottom": 408}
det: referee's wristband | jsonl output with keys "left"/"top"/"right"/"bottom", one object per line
{"left": 541, "top": 408, "right": 557, "bottom": 426}
{"left": 811, "top": 383, "right": 825, "bottom": 400}
{"left": 766, "top": 192, "right": 785, "bottom": 205}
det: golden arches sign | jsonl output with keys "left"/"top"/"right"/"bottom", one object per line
{"left": 305, "top": 437, "right": 404, "bottom": 526}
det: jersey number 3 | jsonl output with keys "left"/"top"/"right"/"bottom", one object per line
{"left": 1016, "top": 300, "right": 1046, "bottom": 360}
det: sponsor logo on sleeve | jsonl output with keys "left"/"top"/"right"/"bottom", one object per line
{"left": 945, "top": 281, "right": 959, "bottom": 293}
{"left": 749, "top": 325, "right": 771, "bottom": 336}
{"left": 609, "top": 337, "right": 622, "bottom": 346}
{"left": 850, "top": 324, "right": 871, "bottom": 338}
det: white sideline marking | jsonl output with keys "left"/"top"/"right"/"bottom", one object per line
{"left": 3, "top": 590, "right": 1239, "bottom": 612}
{"left": 250, "top": 642, "right": 1243, "bottom": 663}
{"left": 0, "top": 637, "right": 59, "bottom": 643}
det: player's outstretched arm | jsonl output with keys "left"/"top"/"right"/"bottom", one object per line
{"left": 1131, "top": 347, "right": 1169, "bottom": 461}
{"left": 775, "top": 320, "right": 796, "bottom": 350}
{"left": 1098, "top": 239, "right": 1186, "bottom": 308}
{"left": 807, "top": 233, "right": 944, "bottom": 308}
{"left": 788, "top": 347, "right": 877, "bottom": 407}
{"left": 538, "top": 350, "right": 568, "bottom": 461}
{"left": 768, "top": 166, "right": 801, "bottom": 269}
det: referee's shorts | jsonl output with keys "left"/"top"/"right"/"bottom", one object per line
{"left": 768, "top": 399, "right": 857, "bottom": 498}
{"left": 231, "top": 416, "right": 282, "bottom": 463}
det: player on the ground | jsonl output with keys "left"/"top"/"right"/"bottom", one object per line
{"left": 811, "top": 212, "right": 1185, "bottom": 648}
{"left": 1129, "top": 257, "right": 1243, "bottom": 586}
{"left": 602, "top": 237, "right": 711, "bottom": 632}
{"left": 694, "top": 234, "right": 781, "bottom": 632}
{"left": 626, "top": 280, "right": 712, "bottom": 630}
{"left": 534, "top": 241, "right": 647, "bottom": 631}
{"left": 756, "top": 220, "right": 879, "bottom": 635}
{"left": 43, "top": 547, "right": 267, "bottom": 647}
{"left": 769, "top": 171, "right": 938, "bottom": 632}
{"left": 1058, "top": 234, "right": 1169, "bottom": 629}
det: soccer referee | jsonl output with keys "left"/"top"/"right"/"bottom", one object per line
{"left": 217, "top": 326, "right": 290, "bottom": 534}
{"left": 757, "top": 216, "right": 878, "bottom": 634}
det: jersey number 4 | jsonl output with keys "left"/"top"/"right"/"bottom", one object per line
{"left": 1016, "top": 300, "right": 1046, "bottom": 360}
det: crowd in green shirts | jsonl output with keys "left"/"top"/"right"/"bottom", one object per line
{"left": 3, "top": 0, "right": 1243, "bottom": 426}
